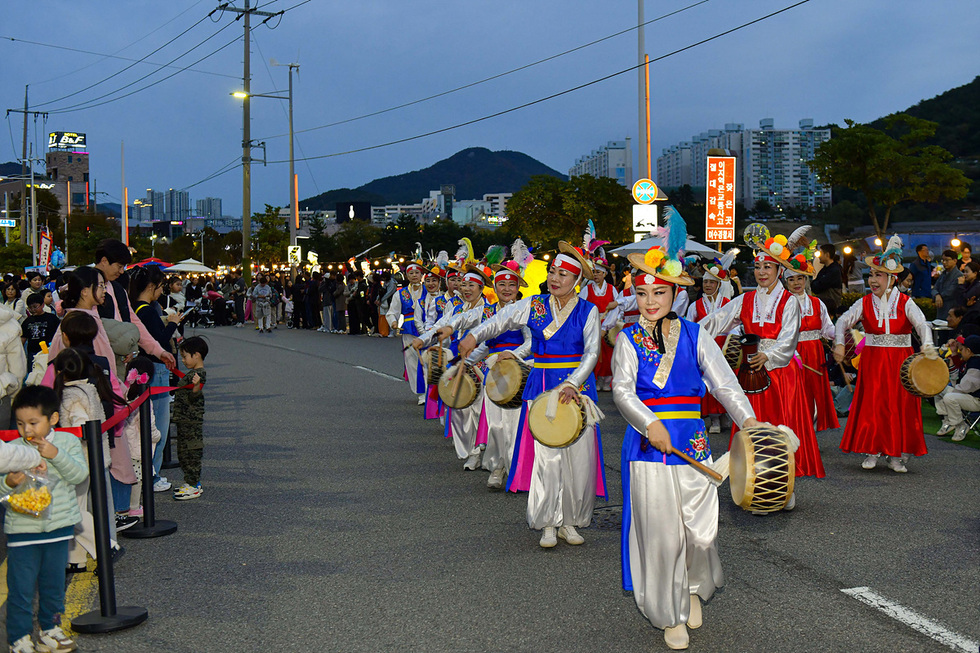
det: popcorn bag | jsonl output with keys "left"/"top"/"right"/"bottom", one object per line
{"left": 1, "top": 472, "right": 54, "bottom": 519}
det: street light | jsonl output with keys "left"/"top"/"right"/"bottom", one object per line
{"left": 843, "top": 245, "right": 853, "bottom": 255}
{"left": 150, "top": 233, "right": 158, "bottom": 257}
{"left": 952, "top": 237, "right": 962, "bottom": 248}
{"left": 874, "top": 237, "right": 883, "bottom": 249}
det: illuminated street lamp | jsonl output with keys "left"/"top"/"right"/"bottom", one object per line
{"left": 952, "top": 237, "right": 962, "bottom": 248}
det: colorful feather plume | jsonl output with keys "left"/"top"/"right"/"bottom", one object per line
{"left": 786, "top": 226, "right": 811, "bottom": 253}
{"left": 456, "top": 237, "right": 477, "bottom": 265}
{"left": 435, "top": 250, "right": 449, "bottom": 270}
{"left": 883, "top": 235, "right": 903, "bottom": 256}
{"left": 484, "top": 245, "right": 506, "bottom": 266}
{"left": 717, "top": 248, "right": 738, "bottom": 271}
{"left": 583, "top": 220, "right": 596, "bottom": 254}
{"left": 662, "top": 205, "right": 687, "bottom": 261}
{"left": 510, "top": 238, "right": 534, "bottom": 274}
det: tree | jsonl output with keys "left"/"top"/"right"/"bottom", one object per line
{"left": 307, "top": 213, "right": 331, "bottom": 259}
{"left": 504, "top": 174, "right": 632, "bottom": 249}
{"left": 332, "top": 219, "right": 381, "bottom": 259}
{"left": 252, "top": 204, "right": 289, "bottom": 267}
{"left": 811, "top": 114, "right": 971, "bottom": 237}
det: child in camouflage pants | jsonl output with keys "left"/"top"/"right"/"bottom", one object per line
{"left": 174, "top": 336, "right": 208, "bottom": 501}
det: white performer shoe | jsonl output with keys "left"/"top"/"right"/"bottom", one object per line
{"left": 861, "top": 454, "right": 880, "bottom": 470}
{"left": 708, "top": 416, "right": 721, "bottom": 434}
{"left": 417, "top": 395, "right": 425, "bottom": 406}
{"left": 784, "top": 491, "right": 796, "bottom": 511}
{"left": 952, "top": 423, "right": 968, "bottom": 441}
{"left": 557, "top": 525, "right": 584, "bottom": 545}
{"left": 462, "top": 447, "right": 483, "bottom": 471}
{"left": 687, "top": 595, "right": 702, "bottom": 629}
{"left": 539, "top": 527, "right": 558, "bottom": 548}
{"left": 487, "top": 467, "right": 506, "bottom": 490}
{"left": 664, "top": 624, "right": 689, "bottom": 650}
{"left": 887, "top": 456, "right": 908, "bottom": 473}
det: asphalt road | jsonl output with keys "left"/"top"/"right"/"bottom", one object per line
{"left": 6, "top": 325, "right": 978, "bottom": 652}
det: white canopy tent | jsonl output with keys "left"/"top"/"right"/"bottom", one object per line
{"left": 611, "top": 236, "right": 721, "bottom": 258}
{"left": 165, "top": 258, "right": 215, "bottom": 273}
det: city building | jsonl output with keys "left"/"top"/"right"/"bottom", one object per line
{"left": 196, "top": 197, "right": 222, "bottom": 222}
{"left": 656, "top": 119, "right": 831, "bottom": 209}
{"left": 165, "top": 189, "right": 190, "bottom": 222}
{"left": 569, "top": 139, "right": 633, "bottom": 187}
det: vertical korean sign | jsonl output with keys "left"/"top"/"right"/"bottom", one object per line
{"left": 705, "top": 156, "right": 736, "bottom": 243}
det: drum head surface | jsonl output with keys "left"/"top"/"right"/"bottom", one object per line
{"left": 527, "top": 394, "right": 584, "bottom": 448}
{"left": 906, "top": 355, "right": 950, "bottom": 397}
{"left": 438, "top": 368, "right": 480, "bottom": 409}
{"left": 729, "top": 430, "right": 749, "bottom": 506}
{"left": 485, "top": 359, "right": 523, "bottom": 404}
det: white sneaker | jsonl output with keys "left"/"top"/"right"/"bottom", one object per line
{"left": 861, "top": 454, "right": 880, "bottom": 470}
{"left": 784, "top": 491, "right": 796, "bottom": 511}
{"left": 36, "top": 625, "right": 76, "bottom": 653}
{"left": 462, "top": 447, "right": 483, "bottom": 471}
{"left": 664, "top": 624, "right": 689, "bottom": 650}
{"left": 708, "top": 416, "right": 721, "bottom": 434}
{"left": 487, "top": 467, "right": 506, "bottom": 490}
{"left": 887, "top": 456, "right": 908, "bottom": 473}
{"left": 952, "top": 423, "right": 968, "bottom": 441}
{"left": 539, "top": 526, "right": 557, "bottom": 548}
{"left": 153, "top": 477, "right": 172, "bottom": 492}
{"left": 688, "top": 595, "right": 702, "bottom": 629}
{"left": 937, "top": 421, "right": 954, "bottom": 436}
{"left": 9, "top": 634, "right": 35, "bottom": 653}
{"left": 417, "top": 395, "right": 425, "bottom": 406}
{"left": 557, "top": 525, "right": 584, "bottom": 545}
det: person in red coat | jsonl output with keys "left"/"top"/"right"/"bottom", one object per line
{"left": 833, "top": 236, "right": 935, "bottom": 472}
{"left": 685, "top": 252, "right": 735, "bottom": 433}
{"left": 783, "top": 268, "right": 840, "bottom": 432}
{"left": 580, "top": 255, "right": 620, "bottom": 391}
{"left": 699, "top": 224, "right": 825, "bottom": 491}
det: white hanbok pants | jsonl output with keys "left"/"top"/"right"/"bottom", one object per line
{"left": 482, "top": 400, "right": 520, "bottom": 472}
{"left": 401, "top": 335, "right": 422, "bottom": 394}
{"left": 527, "top": 426, "right": 596, "bottom": 530}
{"left": 628, "top": 460, "right": 724, "bottom": 630}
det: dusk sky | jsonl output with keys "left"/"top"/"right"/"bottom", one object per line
{"left": 2, "top": 0, "right": 978, "bottom": 217}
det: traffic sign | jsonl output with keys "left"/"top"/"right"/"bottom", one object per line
{"left": 705, "top": 156, "right": 736, "bottom": 242}
{"left": 287, "top": 245, "right": 302, "bottom": 266}
{"left": 632, "top": 178, "right": 659, "bottom": 205}
{"left": 632, "top": 204, "right": 658, "bottom": 232}
{"left": 0, "top": 219, "right": 15, "bottom": 228}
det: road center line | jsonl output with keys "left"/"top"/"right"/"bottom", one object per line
{"left": 841, "top": 586, "right": 978, "bottom": 652}
{"left": 353, "top": 365, "right": 403, "bottom": 382}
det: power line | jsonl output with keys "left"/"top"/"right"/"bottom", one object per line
{"left": 180, "top": 157, "right": 241, "bottom": 191}
{"left": 29, "top": 0, "right": 209, "bottom": 86}
{"left": 43, "top": 20, "right": 237, "bottom": 113}
{"left": 255, "top": 0, "right": 711, "bottom": 141}
{"left": 32, "top": 12, "right": 216, "bottom": 108}
{"left": 268, "top": 0, "right": 812, "bottom": 164}
{"left": 0, "top": 35, "right": 238, "bottom": 81}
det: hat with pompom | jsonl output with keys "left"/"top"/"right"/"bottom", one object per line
{"left": 627, "top": 206, "right": 695, "bottom": 287}
{"left": 743, "top": 223, "right": 817, "bottom": 276}
{"left": 865, "top": 235, "right": 904, "bottom": 275}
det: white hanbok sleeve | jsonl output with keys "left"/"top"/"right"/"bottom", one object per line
{"left": 384, "top": 290, "right": 401, "bottom": 328}
{"left": 697, "top": 294, "right": 744, "bottom": 338}
{"left": 467, "top": 297, "right": 533, "bottom": 344}
{"left": 672, "top": 290, "right": 689, "bottom": 317}
{"left": 685, "top": 301, "right": 699, "bottom": 322}
{"left": 834, "top": 299, "right": 864, "bottom": 346}
{"left": 697, "top": 327, "right": 755, "bottom": 428}
{"left": 905, "top": 297, "right": 933, "bottom": 346}
{"left": 818, "top": 299, "right": 836, "bottom": 340}
{"left": 763, "top": 297, "right": 801, "bottom": 370}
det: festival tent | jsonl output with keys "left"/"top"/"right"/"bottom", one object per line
{"left": 165, "top": 258, "right": 215, "bottom": 273}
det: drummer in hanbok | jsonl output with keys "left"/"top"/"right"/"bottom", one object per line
{"left": 459, "top": 238, "right": 606, "bottom": 549}
{"left": 579, "top": 225, "right": 619, "bottom": 392}
{"left": 698, "top": 224, "right": 825, "bottom": 483}
{"left": 468, "top": 240, "right": 534, "bottom": 489}
{"left": 612, "top": 209, "right": 759, "bottom": 651}
{"left": 420, "top": 253, "right": 459, "bottom": 421}
{"left": 385, "top": 245, "right": 428, "bottom": 405}
{"left": 833, "top": 236, "right": 936, "bottom": 472}
{"left": 782, "top": 242, "right": 840, "bottom": 433}
{"left": 684, "top": 250, "right": 735, "bottom": 434}
{"left": 415, "top": 245, "right": 490, "bottom": 469}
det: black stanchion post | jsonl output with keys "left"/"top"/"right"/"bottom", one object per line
{"left": 72, "top": 419, "right": 149, "bottom": 634}
{"left": 122, "top": 398, "right": 177, "bottom": 539}
{"left": 161, "top": 422, "right": 179, "bottom": 470}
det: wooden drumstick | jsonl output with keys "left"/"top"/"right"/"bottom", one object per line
{"left": 670, "top": 447, "right": 723, "bottom": 481}
{"left": 801, "top": 362, "right": 823, "bottom": 376}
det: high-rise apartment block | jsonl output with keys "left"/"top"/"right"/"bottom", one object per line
{"left": 165, "top": 189, "right": 190, "bottom": 222}
{"left": 196, "top": 197, "right": 222, "bottom": 221}
{"left": 569, "top": 139, "right": 633, "bottom": 187}
{"left": 657, "top": 119, "right": 831, "bottom": 209}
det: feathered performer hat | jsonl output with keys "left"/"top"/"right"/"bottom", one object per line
{"left": 491, "top": 239, "right": 529, "bottom": 288}
{"left": 743, "top": 223, "right": 817, "bottom": 276}
{"left": 866, "top": 235, "right": 904, "bottom": 274}
{"left": 583, "top": 219, "right": 612, "bottom": 271}
{"left": 703, "top": 248, "right": 738, "bottom": 282}
{"left": 406, "top": 242, "right": 426, "bottom": 273}
{"left": 627, "top": 206, "right": 694, "bottom": 287}
{"left": 427, "top": 250, "right": 449, "bottom": 278}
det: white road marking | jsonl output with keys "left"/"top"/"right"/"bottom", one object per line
{"left": 353, "top": 365, "right": 403, "bottom": 382}
{"left": 842, "top": 586, "right": 979, "bottom": 652}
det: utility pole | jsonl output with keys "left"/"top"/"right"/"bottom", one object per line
{"left": 217, "top": 0, "right": 280, "bottom": 284}
{"left": 5, "top": 86, "right": 47, "bottom": 244}
{"left": 637, "top": 1, "right": 647, "bottom": 180}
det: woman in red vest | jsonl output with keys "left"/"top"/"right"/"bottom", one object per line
{"left": 833, "top": 237, "right": 935, "bottom": 472}
{"left": 783, "top": 264, "right": 840, "bottom": 433}
{"left": 699, "top": 224, "right": 825, "bottom": 492}
{"left": 685, "top": 253, "right": 735, "bottom": 433}
{"left": 580, "top": 254, "right": 619, "bottom": 391}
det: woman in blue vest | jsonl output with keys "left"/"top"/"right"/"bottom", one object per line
{"left": 611, "top": 212, "right": 758, "bottom": 651}
{"left": 459, "top": 241, "right": 606, "bottom": 549}
{"left": 385, "top": 254, "right": 428, "bottom": 405}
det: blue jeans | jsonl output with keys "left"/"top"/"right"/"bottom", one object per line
{"left": 109, "top": 475, "right": 130, "bottom": 515}
{"left": 150, "top": 362, "right": 172, "bottom": 479}
{"left": 6, "top": 538, "right": 70, "bottom": 644}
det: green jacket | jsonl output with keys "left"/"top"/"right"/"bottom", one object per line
{"left": 3, "top": 430, "right": 88, "bottom": 535}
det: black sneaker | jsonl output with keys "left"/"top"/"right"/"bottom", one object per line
{"left": 115, "top": 514, "right": 139, "bottom": 532}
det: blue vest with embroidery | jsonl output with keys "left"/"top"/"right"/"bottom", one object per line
{"left": 448, "top": 298, "right": 484, "bottom": 357}
{"left": 522, "top": 295, "right": 597, "bottom": 401}
{"left": 397, "top": 286, "right": 427, "bottom": 337}
{"left": 621, "top": 319, "right": 710, "bottom": 465}
{"left": 484, "top": 303, "right": 525, "bottom": 354}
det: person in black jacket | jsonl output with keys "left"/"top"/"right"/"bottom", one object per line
{"left": 811, "top": 243, "right": 843, "bottom": 314}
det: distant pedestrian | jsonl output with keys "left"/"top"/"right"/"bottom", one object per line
{"left": 252, "top": 275, "right": 275, "bottom": 333}
{"left": 934, "top": 250, "right": 963, "bottom": 320}
{"left": 908, "top": 244, "right": 933, "bottom": 298}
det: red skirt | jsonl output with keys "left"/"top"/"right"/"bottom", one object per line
{"left": 840, "top": 346, "right": 926, "bottom": 458}
{"left": 731, "top": 361, "right": 825, "bottom": 478}
{"left": 702, "top": 336, "right": 728, "bottom": 415}
{"left": 595, "top": 338, "right": 613, "bottom": 377}
{"left": 797, "top": 340, "right": 840, "bottom": 432}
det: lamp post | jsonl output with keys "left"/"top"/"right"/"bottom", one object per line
{"left": 150, "top": 233, "right": 158, "bottom": 258}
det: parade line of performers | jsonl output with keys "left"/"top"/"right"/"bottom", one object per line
{"left": 384, "top": 214, "right": 937, "bottom": 651}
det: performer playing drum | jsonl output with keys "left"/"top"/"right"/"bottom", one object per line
{"left": 578, "top": 223, "right": 619, "bottom": 392}
{"left": 699, "top": 224, "right": 825, "bottom": 484}
{"left": 782, "top": 252, "right": 840, "bottom": 432}
{"left": 833, "top": 236, "right": 936, "bottom": 472}
{"left": 384, "top": 247, "right": 429, "bottom": 405}
{"left": 685, "top": 251, "right": 735, "bottom": 434}
{"left": 612, "top": 207, "right": 760, "bottom": 651}
{"left": 458, "top": 236, "right": 606, "bottom": 549}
